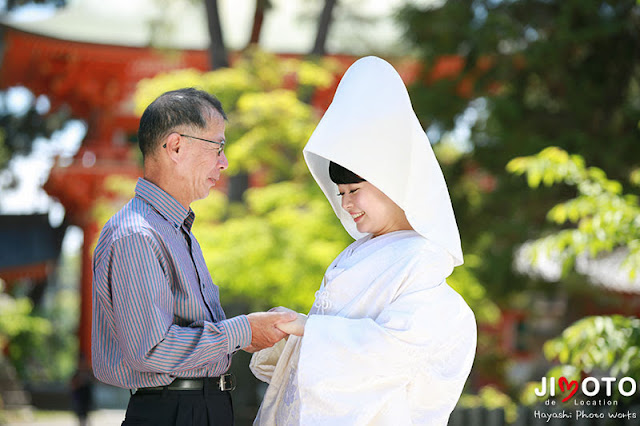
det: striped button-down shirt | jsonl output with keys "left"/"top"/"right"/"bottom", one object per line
{"left": 92, "top": 178, "right": 251, "bottom": 389}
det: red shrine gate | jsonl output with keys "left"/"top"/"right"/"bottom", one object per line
{"left": 0, "top": 18, "right": 470, "bottom": 364}
{"left": 0, "top": 27, "right": 208, "bottom": 359}
{"left": 0, "top": 26, "right": 356, "bottom": 361}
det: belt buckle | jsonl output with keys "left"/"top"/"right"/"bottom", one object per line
{"left": 219, "top": 373, "right": 236, "bottom": 391}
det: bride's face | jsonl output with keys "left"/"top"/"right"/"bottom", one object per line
{"left": 338, "top": 181, "right": 410, "bottom": 237}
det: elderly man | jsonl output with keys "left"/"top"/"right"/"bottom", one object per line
{"left": 92, "top": 88, "right": 295, "bottom": 425}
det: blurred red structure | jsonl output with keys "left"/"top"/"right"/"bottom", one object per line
{"left": 0, "top": 18, "right": 495, "bottom": 364}
{"left": 0, "top": 26, "right": 347, "bottom": 361}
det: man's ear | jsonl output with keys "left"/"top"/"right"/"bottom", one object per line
{"left": 163, "top": 132, "right": 182, "bottom": 162}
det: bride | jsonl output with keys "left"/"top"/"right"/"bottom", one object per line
{"left": 250, "top": 56, "right": 477, "bottom": 425}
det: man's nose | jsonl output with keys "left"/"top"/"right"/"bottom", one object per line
{"left": 218, "top": 152, "right": 229, "bottom": 170}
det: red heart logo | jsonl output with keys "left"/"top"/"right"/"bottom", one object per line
{"left": 559, "top": 377, "right": 578, "bottom": 402}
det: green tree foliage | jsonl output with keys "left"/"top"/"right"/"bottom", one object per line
{"left": 0, "top": 283, "right": 50, "bottom": 350}
{"left": 127, "top": 49, "right": 498, "bottom": 318}
{"left": 0, "top": 281, "right": 52, "bottom": 380}
{"left": 521, "top": 315, "right": 640, "bottom": 404}
{"left": 399, "top": 0, "right": 639, "bottom": 172}
{"left": 135, "top": 49, "right": 336, "bottom": 182}
{"left": 397, "top": 0, "right": 640, "bottom": 302}
{"left": 128, "top": 51, "right": 345, "bottom": 312}
{"left": 459, "top": 385, "right": 518, "bottom": 423}
{"left": 0, "top": 130, "right": 9, "bottom": 168}
{"left": 544, "top": 315, "right": 640, "bottom": 382}
{"left": 0, "top": 252, "right": 80, "bottom": 384}
{"left": 508, "top": 146, "right": 640, "bottom": 277}
{"left": 194, "top": 181, "right": 349, "bottom": 311}
{"left": 509, "top": 147, "right": 640, "bottom": 403}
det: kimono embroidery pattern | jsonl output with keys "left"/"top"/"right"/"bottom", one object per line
{"left": 313, "top": 289, "right": 331, "bottom": 314}
{"left": 313, "top": 276, "right": 332, "bottom": 314}
{"left": 274, "top": 345, "right": 302, "bottom": 425}
{"left": 283, "top": 369, "right": 299, "bottom": 406}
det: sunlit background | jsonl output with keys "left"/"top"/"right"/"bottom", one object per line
{"left": 1, "top": 0, "right": 639, "bottom": 425}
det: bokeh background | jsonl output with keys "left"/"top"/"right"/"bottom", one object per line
{"left": 0, "top": 0, "right": 639, "bottom": 425}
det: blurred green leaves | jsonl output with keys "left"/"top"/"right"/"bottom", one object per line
{"left": 0, "top": 247, "right": 82, "bottom": 384}
{"left": 459, "top": 385, "right": 518, "bottom": 423}
{"left": 448, "top": 254, "right": 501, "bottom": 324}
{"left": 127, "top": 48, "right": 496, "bottom": 319}
{"left": 135, "top": 49, "right": 337, "bottom": 181}
{"left": 0, "top": 288, "right": 51, "bottom": 350}
{"left": 129, "top": 50, "right": 348, "bottom": 312}
{"left": 543, "top": 315, "right": 640, "bottom": 379}
{"left": 397, "top": 0, "right": 640, "bottom": 307}
{"left": 507, "top": 146, "right": 640, "bottom": 279}
{"left": 510, "top": 147, "right": 640, "bottom": 402}
{"left": 0, "top": 129, "right": 8, "bottom": 171}
{"left": 193, "top": 181, "right": 350, "bottom": 312}
{"left": 0, "top": 283, "right": 56, "bottom": 382}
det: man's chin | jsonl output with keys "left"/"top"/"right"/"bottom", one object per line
{"left": 197, "top": 185, "right": 217, "bottom": 200}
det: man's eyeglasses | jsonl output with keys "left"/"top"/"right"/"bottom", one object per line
{"left": 180, "top": 134, "right": 225, "bottom": 155}
{"left": 163, "top": 133, "right": 225, "bottom": 155}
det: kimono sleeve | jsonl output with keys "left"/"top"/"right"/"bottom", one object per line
{"left": 249, "top": 338, "right": 288, "bottom": 383}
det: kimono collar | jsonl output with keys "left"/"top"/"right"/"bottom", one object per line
{"left": 303, "top": 56, "right": 463, "bottom": 266}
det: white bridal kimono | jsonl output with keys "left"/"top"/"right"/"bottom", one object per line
{"left": 250, "top": 231, "right": 476, "bottom": 425}
{"left": 251, "top": 56, "right": 477, "bottom": 425}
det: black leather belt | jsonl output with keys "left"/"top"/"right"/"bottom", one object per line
{"left": 132, "top": 374, "right": 236, "bottom": 395}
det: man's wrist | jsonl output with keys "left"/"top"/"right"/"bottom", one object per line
{"left": 216, "top": 315, "right": 252, "bottom": 353}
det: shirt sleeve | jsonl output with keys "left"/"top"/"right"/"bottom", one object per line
{"left": 109, "top": 232, "right": 251, "bottom": 374}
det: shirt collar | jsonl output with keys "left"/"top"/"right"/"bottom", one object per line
{"left": 135, "top": 178, "right": 195, "bottom": 232}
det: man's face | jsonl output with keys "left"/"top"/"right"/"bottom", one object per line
{"left": 178, "top": 113, "right": 228, "bottom": 204}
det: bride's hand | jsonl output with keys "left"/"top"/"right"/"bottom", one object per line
{"left": 268, "top": 306, "right": 296, "bottom": 314}
{"left": 270, "top": 306, "right": 307, "bottom": 336}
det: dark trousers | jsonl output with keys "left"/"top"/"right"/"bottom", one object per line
{"left": 121, "top": 382, "right": 234, "bottom": 426}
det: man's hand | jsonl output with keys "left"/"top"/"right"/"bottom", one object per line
{"left": 269, "top": 306, "right": 307, "bottom": 336}
{"left": 244, "top": 311, "right": 297, "bottom": 353}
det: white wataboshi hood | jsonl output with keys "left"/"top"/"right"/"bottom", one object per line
{"left": 303, "top": 56, "right": 463, "bottom": 266}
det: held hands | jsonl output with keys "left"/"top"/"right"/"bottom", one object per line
{"left": 243, "top": 307, "right": 307, "bottom": 353}
{"left": 245, "top": 311, "right": 297, "bottom": 353}
{"left": 269, "top": 306, "right": 307, "bottom": 336}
